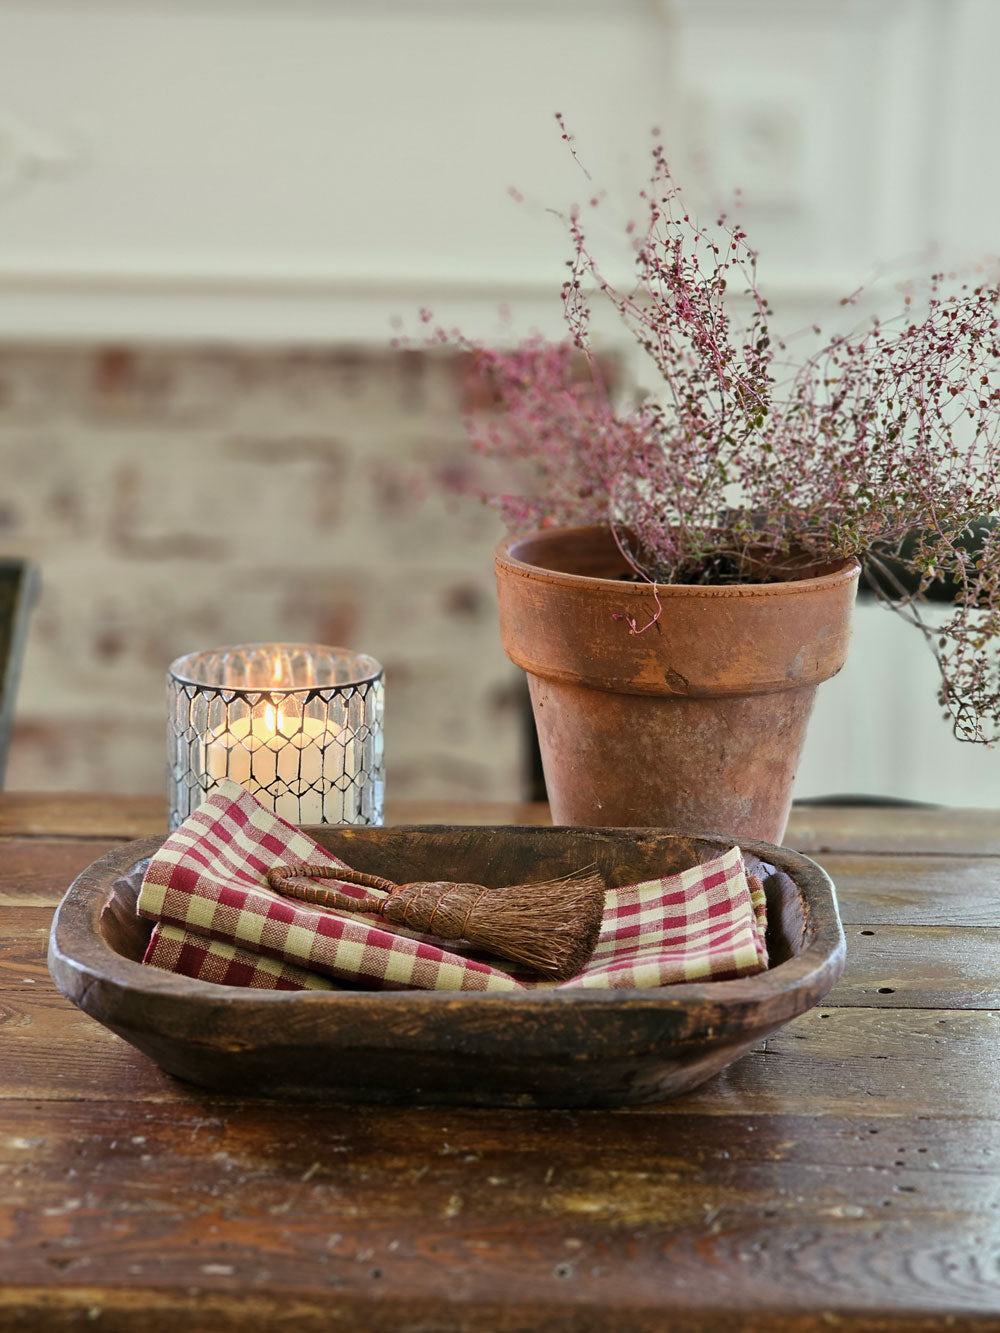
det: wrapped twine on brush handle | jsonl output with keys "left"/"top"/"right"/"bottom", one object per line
{"left": 265, "top": 863, "right": 606, "bottom": 981}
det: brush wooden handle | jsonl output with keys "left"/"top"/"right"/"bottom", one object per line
{"left": 266, "top": 865, "right": 486, "bottom": 936}
{"left": 266, "top": 864, "right": 395, "bottom": 915}
{"left": 265, "top": 862, "right": 606, "bottom": 979}
{"left": 267, "top": 864, "right": 396, "bottom": 896}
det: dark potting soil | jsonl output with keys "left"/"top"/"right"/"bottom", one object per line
{"left": 617, "top": 551, "right": 783, "bottom": 587}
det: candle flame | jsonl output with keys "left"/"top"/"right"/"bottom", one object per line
{"left": 269, "top": 648, "right": 293, "bottom": 690}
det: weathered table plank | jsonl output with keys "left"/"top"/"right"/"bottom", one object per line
{"left": 673, "top": 1006, "right": 1000, "bottom": 1118}
{"left": 1, "top": 1102, "right": 998, "bottom": 1326}
{"left": 823, "top": 923, "right": 1000, "bottom": 1008}
{"left": 3, "top": 1292, "right": 993, "bottom": 1333}
{"left": 4, "top": 791, "right": 1000, "bottom": 856}
{"left": 0, "top": 839, "right": 129, "bottom": 906}
{"left": 819, "top": 852, "right": 1000, "bottom": 926}
{"left": 0, "top": 793, "right": 166, "bottom": 841}
{"left": 0, "top": 906, "right": 52, "bottom": 985}
{"left": 787, "top": 803, "right": 1000, "bottom": 857}
{"left": 3, "top": 793, "right": 1000, "bottom": 1331}
{"left": 0, "top": 794, "right": 553, "bottom": 841}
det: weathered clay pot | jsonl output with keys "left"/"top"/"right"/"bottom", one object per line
{"left": 495, "top": 525, "right": 860, "bottom": 843}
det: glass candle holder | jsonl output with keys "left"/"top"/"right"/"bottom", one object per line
{"left": 167, "top": 643, "right": 384, "bottom": 831}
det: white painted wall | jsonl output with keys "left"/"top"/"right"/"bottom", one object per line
{"left": 1, "top": 0, "right": 998, "bottom": 803}
{"left": 2, "top": 0, "right": 996, "bottom": 341}
{"left": 796, "top": 601, "right": 1000, "bottom": 806}
{"left": 0, "top": 0, "right": 674, "bottom": 340}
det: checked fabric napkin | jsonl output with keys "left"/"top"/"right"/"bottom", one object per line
{"left": 138, "top": 780, "right": 768, "bottom": 993}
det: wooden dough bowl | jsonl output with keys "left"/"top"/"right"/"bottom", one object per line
{"left": 48, "top": 825, "right": 845, "bottom": 1109}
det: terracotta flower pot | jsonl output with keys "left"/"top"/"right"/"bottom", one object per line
{"left": 495, "top": 525, "right": 861, "bottom": 843}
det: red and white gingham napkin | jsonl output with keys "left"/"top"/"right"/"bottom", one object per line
{"left": 138, "top": 780, "right": 768, "bottom": 993}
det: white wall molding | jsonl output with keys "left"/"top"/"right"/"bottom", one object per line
{"left": 0, "top": 0, "right": 992, "bottom": 345}
{"left": 0, "top": 2, "right": 674, "bottom": 342}
{"left": 0, "top": 257, "right": 890, "bottom": 345}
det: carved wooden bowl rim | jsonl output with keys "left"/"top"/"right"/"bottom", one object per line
{"left": 48, "top": 825, "right": 845, "bottom": 1043}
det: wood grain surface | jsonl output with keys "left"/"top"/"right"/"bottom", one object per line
{"left": 3, "top": 793, "right": 1000, "bottom": 1330}
{"left": 3, "top": 789, "right": 997, "bottom": 853}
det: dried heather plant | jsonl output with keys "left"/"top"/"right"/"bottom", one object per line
{"left": 434, "top": 123, "right": 1000, "bottom": 743}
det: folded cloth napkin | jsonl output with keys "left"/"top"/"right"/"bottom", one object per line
{"left": 138, "top": 780, "right": 768, "bottom": 993}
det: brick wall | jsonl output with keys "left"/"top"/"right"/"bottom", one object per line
{"left": 0, "top": 344, "right": 528, "bottom": 802}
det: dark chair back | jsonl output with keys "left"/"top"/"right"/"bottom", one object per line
{"left": 0, "top": 560, "right": 39, "bottom": 786}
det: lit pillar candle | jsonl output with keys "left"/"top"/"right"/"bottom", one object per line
{"left": 201, "top": 700, "right": 358, "bottom": 825}
{"left": 167, "top": 643, "right": 383, "bottom": 831}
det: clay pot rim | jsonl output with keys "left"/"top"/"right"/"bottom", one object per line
{"left": 495, "top": 525, "right": 861, "bottom": 599}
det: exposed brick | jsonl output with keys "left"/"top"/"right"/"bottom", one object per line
{"left": 1, "top": 342, "right": 526, "bottom": 804}
{"left": 109, "top": 463, "right": 230, "bottom": 562}
{"left": 82, "top": 347, "right": 240, "bottom": 426}
{"left": 441, "top": 581, "right": 489, "bottom": 619}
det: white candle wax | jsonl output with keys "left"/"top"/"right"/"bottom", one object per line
{"left": 201, "top": 703, "right": 358, "bottom": 824}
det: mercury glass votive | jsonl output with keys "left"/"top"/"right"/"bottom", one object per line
{"left": 167, "top": 643, "right": 384, "bottom": 831}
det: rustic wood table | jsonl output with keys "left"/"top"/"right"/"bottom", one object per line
{"left": 3, "top": 793, "right": 1000, "bottom": 1330}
